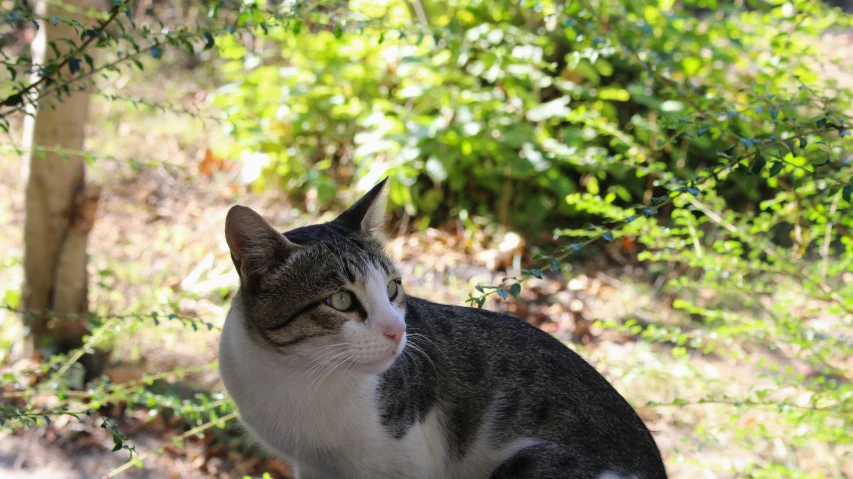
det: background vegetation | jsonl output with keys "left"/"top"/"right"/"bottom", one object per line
{"left": 1, "top": 0, "right": 852, "bottom": 477}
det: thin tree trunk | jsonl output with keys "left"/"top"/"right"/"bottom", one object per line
{"left": 21, "top": 0, "right": 105, "bottom": 376}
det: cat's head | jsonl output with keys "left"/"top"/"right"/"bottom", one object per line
{"left": 224, "top": 178, "right": 406, "bottom": 374}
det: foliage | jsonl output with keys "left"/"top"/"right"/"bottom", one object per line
{"left": 212, "top": 0, "right": 853, "bottom": 232}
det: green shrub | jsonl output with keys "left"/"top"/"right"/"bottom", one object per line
{"left": 212, "top": 0, "right": 852, "bottom": 233}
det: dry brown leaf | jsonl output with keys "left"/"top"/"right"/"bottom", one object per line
{"left": 199, "top": 149, "right": 236, "bottom": 176}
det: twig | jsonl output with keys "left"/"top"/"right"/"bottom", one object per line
{"left": 103, "top": 411, "right": 239, "bottom": 478}
{"left": 821, "top": 190, "right": 841, "bottom": 279}
{"left": 0, "top": 3, "right": 124, "bottom": 109}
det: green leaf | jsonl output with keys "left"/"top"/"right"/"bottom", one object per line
{"left": 509, "top": 283, "right": 522, "bottom": 297}
{"left": 768, "top": 161, "right": 784, "bottom": 177}
{"left": 843, "top": 185, "right": 853, "bottom": 203}
{"left": 497, "top": 288, "right": 508, "bottom": 300}
{"left": 1, "top": 94, "right": 23, "bottom": 107}
{"left": 203, "top": 32, "right": 215, "bottom": 50}
{"left": 333, "top": 24, "right": 343, "bottom": 39}
{"left": 68, "top": 58, "right": 81, "bottom": 75}
{"left": 750, "top": 152, "right": 766, "bottom": 174}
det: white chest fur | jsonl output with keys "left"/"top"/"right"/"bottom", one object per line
{"left": 218, "top": 308, "right": 535, "bottom": 479}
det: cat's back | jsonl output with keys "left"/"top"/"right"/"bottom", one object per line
{"left": 395, "top": 297, "right": 667, "bottom": 478}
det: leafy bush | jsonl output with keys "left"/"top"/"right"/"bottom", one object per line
{"left": 212, "top": 0, "right": 852, "bottom": 232}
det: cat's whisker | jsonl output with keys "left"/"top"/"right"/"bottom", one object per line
{"left": 295, "top": 346, "right": 352, "bottom": 381}
{"left": 299, "top": 349, "right": 352, "bottom": 405}
{"left": 406, "top": 342, "right": 440, "bottom": 378}
{"left": 407, "top": 330, "right": 447, "bottom": 359}
{"left": 287, "top": 342, "right": 352, "bottom": 359}
{"left": 303, "top": 352, "right": 353, "bottom": 407}
{"left": 403, "top": 350, "right": 421, "bottom": 377}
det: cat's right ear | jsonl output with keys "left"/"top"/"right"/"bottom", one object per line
{"left": 225, "top": 206, "right": 297, "bottom": 281}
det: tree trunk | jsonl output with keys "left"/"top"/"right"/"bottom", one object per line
{"left": 21, "top": 0, "right": 105, "bottom": 377}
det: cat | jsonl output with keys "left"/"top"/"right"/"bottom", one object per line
{"left": 218, "top": 178, "right": 668, "bottom": 479}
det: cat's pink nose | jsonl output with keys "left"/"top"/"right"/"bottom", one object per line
{"left": 384, "top": 323, "right": 405, "bottom": 346}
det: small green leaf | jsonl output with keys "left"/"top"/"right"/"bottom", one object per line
{"left": 292, "top": 21, "right": 302, "bottom": 35}
{"left": 509, "top": 283, "right": 521, "bottom": 297}
{"left": 843, "top": 185, "right": 853, "bottom": 203}
{"left": 497, "top": 288, "right": 508, "bottom": 300}
{"left": 768, "top": 161, "right": 784, "bottom": 177}
{"left": 203, "top": 32, "right": 215, "bottom": 50}
{"left": 1, "top": 93, "right": 23, "bottom": 107}
{"left": 750, "top": 152, "right": 766, "bottom": 174}
{"left": 333, "top": 24, "right": 343, "bottom": 39}
{"left": 68, "top": 58, "right": 81, "bottom": 75}
{"left": 735, "top": 163, "right": 751, "bottom": 176}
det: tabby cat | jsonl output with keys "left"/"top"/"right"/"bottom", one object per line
{"left": 218, "top": 178, "right": 667, "bottom": 479}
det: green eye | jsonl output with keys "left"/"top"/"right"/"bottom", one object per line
{"left": 387, "top": 280, "right": 399, "bottom": 300}
{"left": 326, "top": 291, "right": 354, "bottom": 311}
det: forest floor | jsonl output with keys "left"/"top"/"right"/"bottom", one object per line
{"left": 1, "top": 58, "right": 852, "bottom": 479}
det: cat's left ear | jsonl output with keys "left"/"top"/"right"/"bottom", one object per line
{"left": 332, "top": 177, "right": 389, "bottom": 234}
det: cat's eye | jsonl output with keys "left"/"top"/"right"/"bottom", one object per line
{"left": 387, "top": 280, "right": 400, "bottom": 301}
{"left": 325, "top": 291, "right": 354, "bottom": 311}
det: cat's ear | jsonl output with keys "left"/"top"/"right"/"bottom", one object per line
{"left": 332, "top": 177, "right": 389, "bottom": 233}
{"left": 225, "top": 206, "right": 297, "bottom": 280}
